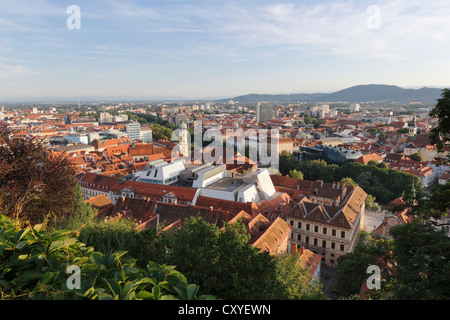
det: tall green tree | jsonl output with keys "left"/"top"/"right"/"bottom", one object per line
{"left": 288, "top": 169, "right": 304, "bottom": 179}
{"left": 380, "top": 222, "right": 450, "bottom": 300}
{"left": 429, "top": 88, "right": 450, "bottom": 164}
{"left": 336, "top": 232, "right": 393, "bottom": 298}
{"left": 340, "top": 177, "right": 358, "bottom": 187}
{"left": 410, "top": 152, "right": 422, "bottom": 162}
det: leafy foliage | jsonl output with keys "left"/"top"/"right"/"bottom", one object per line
{"left": 410, "top": 152, "right": 422, "bottom": 162}
{"left": 336, "top": 233, "right": 393, "bottom": 297}
{"left": 288, "top": 169, "right": 304, "bottom": 179}
{"left": 368, "top": 221, "right": 450, "bottom": 300}
{"left": 429, "top": 88, "right": 450, "bottom": 163}
{"left": 279, "top": 153, "right": 423, "bottom": 204}
{"left": 0, "top": 215, "right": 214, "bottom": 300}
{"left": 76, "top": 216, "right": 328, "bottom": 300}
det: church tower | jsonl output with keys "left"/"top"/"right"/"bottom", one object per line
{"left": 177, "top": 121, "right": 190, "bottom": 157}
{"left": 408, "top": 114, "right": 417, "bottom": 137}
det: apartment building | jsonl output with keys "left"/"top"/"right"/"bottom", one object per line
{"left": 269, "top": 176, "right": 367, "bottom": 267}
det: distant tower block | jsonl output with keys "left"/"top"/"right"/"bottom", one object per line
{"left": 350, "top": 103, "right": 360, "bottom": 112}
{"left": 256, "top": 102, "right": 273, "bottom": 123}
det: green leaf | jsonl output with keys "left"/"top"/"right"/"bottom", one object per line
{"left": 160, "top": 294, "right": 180, "bottom": 300}
{"left": 134, "top": 277, "right": 157, "bottom": 287}
{"left": 152, "top": 285, "right": 161, "bottom": 300}
{"left": 14, "top": 227, "right": 30, "bottom": 243}
{"left": 197, "top": 294, "right": 217, "bottom": 300}
{"left": 120, "top": 282, "right": 136, "bottom": 300}
{"left": 19, "top": 271, "right": 44, "bottom": 284}
{"left": 16, "top": 240, "right": 28, "bottom": 250}
{"left": 33, "top": 224, "right": 44, "bottom": 232}
{"left": 49, "top": 238, "right": 77, "bottom": 253}
{"left": 84, "top": 287, "right": 95, "bottom": 298}
{"left": 105, "top": 279, "right": 121, "bottom": 296}
{"left": 136, "top": 290, "right": 153, "bottom": 300}
{"left": 89, "top": 252, "right": 104, "bottom": 267}
{"left": 186, "top": 284, "right": 199, "bottom": 300}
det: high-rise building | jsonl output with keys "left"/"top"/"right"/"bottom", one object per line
{"left": 126, "top": 121, "right": 141, "bottom": 140}
{"left": 349, "top": 103, "right": 360, "bottom": 113}
{"left": 256, "top": 102, "right": 273, "bottom": 123}
{"left": 0, "top": 105, "right": 4, "bottom": 121}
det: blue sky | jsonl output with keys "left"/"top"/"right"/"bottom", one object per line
{"left": 0, "top": 0, "right": 450, "bottom": 100}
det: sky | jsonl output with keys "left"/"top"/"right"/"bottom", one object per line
{"left": 0, "top": 0, "right": 450, "bottom": 101}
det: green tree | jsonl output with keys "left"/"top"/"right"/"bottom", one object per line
{"left": 396, "top": 128, "right": 409, "bottom": 134}
{"left": 163, "top": 217, "right": 275, "bottom": 300}
{"left": 279, "top": 150, "right": 297, "bottom": 175}
{"left": 340, "top": 177, "right": 358, "bottom": 187}
{"left": 377, "top": 162, "right": 388, "bottom": 169}
{"left": 162, "top": 217, "right": 325, "bottom": 300}
{"left": 412, "top": 181, "right": 450, "bottom": 221}
{"left": 365, "top": 194, "right": 381, "bottom": 212}
{"left": 275, "top": 252, "right": 328, "bottom": 300}
{"left": 304, "top": 115, "right": 313, "bottom": 124}
{"left": 355, "top": 171, "right": 372, "bottom": 190}
{"left": 336, "top": 232, "right": 393, "bottom": 297}
{"left": 378, "top": 132, "right": 388, "bottom": 140}
{"left": 384, "top": 221, "right": 450, "bottom": 299}
{"left": 288, "top": 169, "right": 304, "bottom": 180}
{"left": 429, "top": 88, "right": 450, "bottom": 164}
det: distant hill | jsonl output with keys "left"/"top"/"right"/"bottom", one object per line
{"left": 223, "top": 84, "right": 444, "bottom": 104}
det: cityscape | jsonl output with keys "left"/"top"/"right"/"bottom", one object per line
{"left": 0, "top": 0, "right": 449, "bottom": 312}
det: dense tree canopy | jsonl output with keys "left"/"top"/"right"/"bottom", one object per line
{"left": 77, "top": 216, "right": 328, "bottom": 300}
{"left": 279, "top": 153, "right": 422, "bottom": 204}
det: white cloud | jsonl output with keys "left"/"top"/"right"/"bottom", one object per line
{"left": 133, "top": 0, "right": 450, "bottom": 62}
{"left": 0, "top": 62, "right": 37, "bottom": 81}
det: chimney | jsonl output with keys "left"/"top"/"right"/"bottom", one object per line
{"left": 332, "top": 182, "right": 336, "bottom": 189}
{"left": 336, "top": 182, "right": 340, "bottom": 189}
{"left": 299, "top": 246, "right": 304, "bottom": 255}
{"left": 290, "top": 243, "right": 297, "bottom": 255}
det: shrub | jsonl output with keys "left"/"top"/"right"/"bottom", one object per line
{"left": 0, "top": 215, "right": 214, "bottom": 300}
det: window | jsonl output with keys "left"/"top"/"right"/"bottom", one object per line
{"left": 331, "top": 242, "right": 335, "bottom": 249}
{"left": 297, "top": 234, "right": 301, "bottom": 241}
{"left": 289, "top": 220, "right": 294, "bottom": 226}
{"left": 332, "top": 229, "right": 336, "bottom": 237}
{"left": 322, "top": 240, "right": 326, "bottom": 248}
{"left": 331, "top": 259, "right": 335, "bottom": 265}
{"left": 305, "top": 236, "right": 309, "bottom": 244}
{"left": 340, "top": 244, "right": 345, "bottom": 252}
{"left": 306, "top": 224, "right": 310, "bottom": 231}
{"left": 313, "top": 238, "right": 318, "bottom": 246}
{"left": 323, "top": 227, "right": 327, "bottom": 235}
{"left": 341, "top": 231, "right": 346, "bottom": 239}
{"left": 297, "top": 222, "right": 302, "bottom": 229}
{"left": 314, "top": 226, "right": 319, "bottom": 233}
